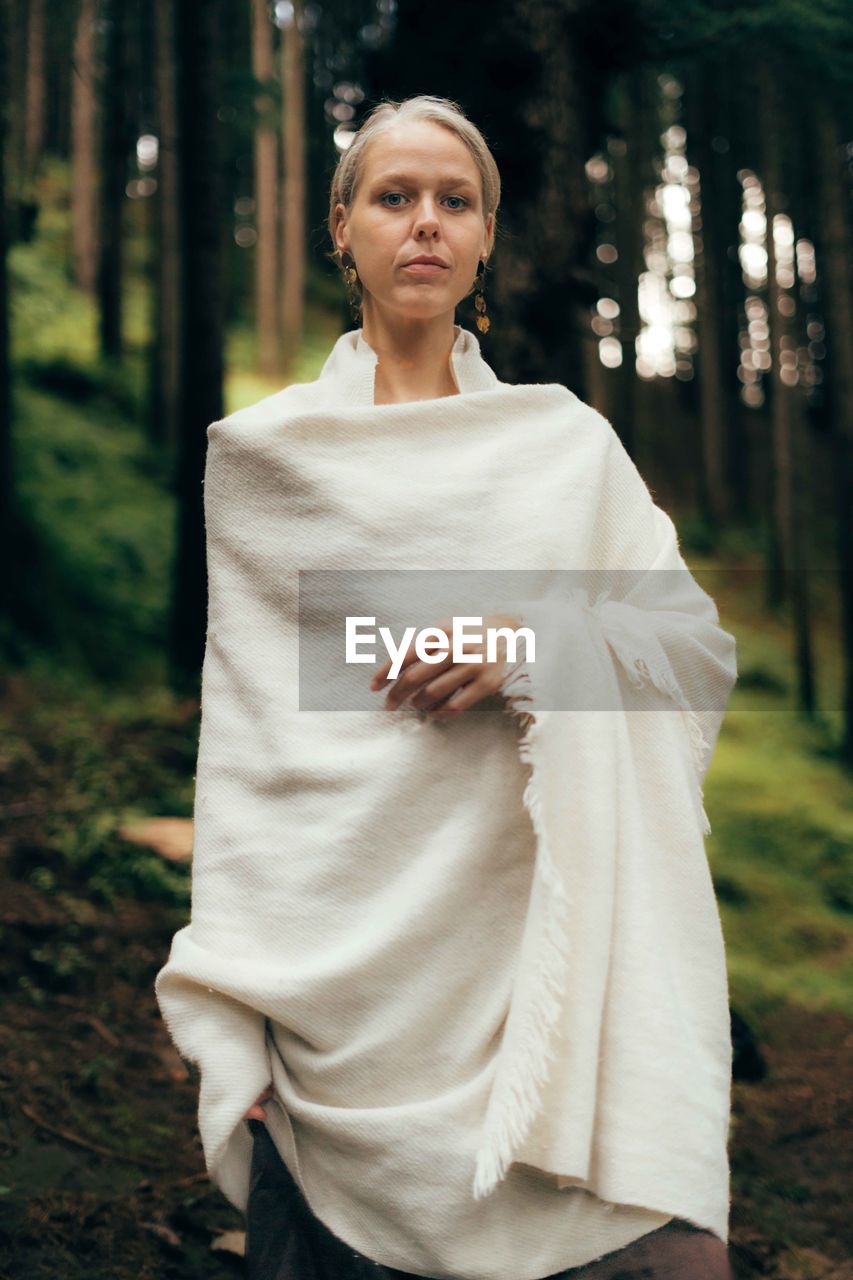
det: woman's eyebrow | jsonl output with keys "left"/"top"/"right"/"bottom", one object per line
{"left": 370, "top": 172, "right": 478, "bottom": 191}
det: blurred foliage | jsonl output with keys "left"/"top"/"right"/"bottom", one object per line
{"left": 637, "top": 0, "right": 853, "bottom": 85}
{"left": 10, "top": 380, "right": 174, "bottom": 676}
{"left": 4, "top": 158, "right": 343, "bottom": 684}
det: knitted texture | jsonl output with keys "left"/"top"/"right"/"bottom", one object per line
{"left": 155, "top": 325, "right": 738, "bottom": 1272}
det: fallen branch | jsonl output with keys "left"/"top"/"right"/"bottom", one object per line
{"left": 19, "top": 1100, "right": 170, "bottom": 1169}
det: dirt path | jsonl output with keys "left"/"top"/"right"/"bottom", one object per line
{"left": 0, "top": 873, "right": 245, "bottom": 1278}
{"left": 728, "top": 1004, "right": 853, "bottom": 1279}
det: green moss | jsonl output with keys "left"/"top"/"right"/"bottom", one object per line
{"left": 705, "top": 700, "right": 853, "bottom": 1021}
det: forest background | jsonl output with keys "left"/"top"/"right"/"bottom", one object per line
{"left": 0, "top": 1, "right": 851, "bottom": 1276}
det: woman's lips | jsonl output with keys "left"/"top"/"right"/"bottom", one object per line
{"left": 401, "top": 262, "right": 449, "bottom": 275}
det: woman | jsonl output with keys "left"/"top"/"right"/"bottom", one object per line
{"left": 155, "top": 95, "right": 737, "bottom": 1280}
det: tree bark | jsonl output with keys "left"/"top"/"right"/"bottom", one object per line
{"left": 71, "top": 0, "right": 98, "bottom": 292}
{"left": 0, "top": 0, "right": 13, "bottom": 568}
{"left": 150, "top": 0, "right": 181, "bottom": 447}
{"left": 280, "top": 0, "right": 306, "bottom": 369}
{"left": 253, "top": 0, "right": 279, "bottom": 375}
{"left": 717, "top": 57, "right": 755, "bottom": 525}
{"left": 687, "top": 60, "right": 732, "bottom": 529}
{"left": 168, "top": 0, "right": 226, "bottom": 692}
{"left": 491, "top": 0, "right": 596, "bottom": 399}
{"left": 813, "top": 96, "right": 853, "bottom": 766}
{"left": 6, "top": 0, "right": 27, "bottom": 237}
{"left": 610, "top": 68, "right": 656, "bottom": 462}
{"left": 96, "top": 0, "right": 127, "bottom": 358}
{"left": 24, "top": 0, "right": 46, "bottom": 187}
{"left": 758, "top": 58, "right": 816, "bottom": 719}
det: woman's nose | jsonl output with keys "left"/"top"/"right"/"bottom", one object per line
{"left": 411, "top": 199, "right": 441, "bottom": 231}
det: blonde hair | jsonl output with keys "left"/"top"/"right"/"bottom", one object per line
{"left": 326, "top": 94, "right": 501, "bottom": 282}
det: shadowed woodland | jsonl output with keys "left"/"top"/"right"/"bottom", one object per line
{"left": 0, "top": 1, "right": 852, "bottom": 1276}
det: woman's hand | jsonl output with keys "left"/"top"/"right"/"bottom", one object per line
{"left": 369, "top": 612, "right": 523, "bottom": 721}
{"left": 243, "top": 1083, "right": 274, "bottom": 1122}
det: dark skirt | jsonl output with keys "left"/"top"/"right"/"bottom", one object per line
{"left": 244, "top": 1119, "right": 734, "bottom": 1280}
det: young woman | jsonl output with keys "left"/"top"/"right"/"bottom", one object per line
{"left": 156, "top": 95, "right": 738, "bottom": 1280}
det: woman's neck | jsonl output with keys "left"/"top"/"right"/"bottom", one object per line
{"left": 361, "top": 319, "right": 461, "bottom": 405}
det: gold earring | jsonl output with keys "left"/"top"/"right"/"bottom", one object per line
{"left": 340, "top": 251, "right": 362, "bottom": 321}
{"left": 473, "top": 260, "right": 490, "bottom": 334}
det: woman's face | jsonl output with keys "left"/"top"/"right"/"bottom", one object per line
{"left": 334, "top": 120, "right": 494, "bottom": 327}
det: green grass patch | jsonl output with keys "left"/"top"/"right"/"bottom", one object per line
{"left": 703, "top": 693, "right": 853, "bottom": 1026}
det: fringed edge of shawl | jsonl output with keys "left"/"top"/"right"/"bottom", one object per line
{"left": 472, "top": 687, "right": 572, "bottom": 1199}
{"left": 472, "top": 599, "right": 715, "bottom": 1197}
{"left": 600, "top": 643, "right": 713, "bottom": 837}
{"left": 583, "top": 588, "right": 714, "bottom": 837}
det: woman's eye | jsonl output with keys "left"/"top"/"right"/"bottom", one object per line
{"left": 379, "top": 192, "right": 468, "bottom": 210}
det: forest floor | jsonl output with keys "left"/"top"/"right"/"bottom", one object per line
{"left": 0, "top": 666, "right": 851, "bottom": 1280}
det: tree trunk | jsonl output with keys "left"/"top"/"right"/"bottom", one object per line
{"left": 491, "top": 0, "right": 596, "bottom": 399}
{"left": 687, "top": 60, "right": 731, "bottom": 530}
{"left": 253, "top": 0, "right": 279, "bottom": 376}
{"left": 168, "top": 0, "right": 226, "bottom": 692}
{"left": 6, "top": 0, "right": 23, "bottom": 235}
{"left": 758, "top": 58, "right": 816, "bottom": 719}
{"left": 71, "top": 0, "right": 98, "bottom": 292}
{"left": 0, "top": 0, "right": 13, "bottom": 568}
{"left": 96, "top": 0, "right": 127, "bottom": 358}
{"left": 150, "top": 0, "right": 181, "bottom": 447}
{"left": 716, "top": 58, "right": 755, "bottom": 526}
{"left": 280, "top": 0, "right": 306, "bottom": 369}
{"left": 24, "top": 0, "right": 46, "bottom": 187}
{"left": 813, "top": 96, "right": 853, "bottom": 767}
{"left": 610, "top": 68, "right": 656, "bottom": 462}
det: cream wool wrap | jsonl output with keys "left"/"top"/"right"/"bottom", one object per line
{"left": 155, "top": 324, "right": 738, "bottom": 1265}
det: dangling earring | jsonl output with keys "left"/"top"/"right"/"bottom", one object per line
{"left": 340, "top": 251, "right": 362, "bottom": 322}
{"left": 473, "top": 259, "right": 490, "bottom": 334}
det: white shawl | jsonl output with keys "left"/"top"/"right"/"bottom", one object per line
{"left": 155, "top": 324, "right": 738, "bottom": 1254}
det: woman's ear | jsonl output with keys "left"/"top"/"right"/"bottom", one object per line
{"left": 333, "top": 203, "right": 349, "bottom": 257}
{"left": 483, "top": 211, "right": 495, "bottom": 257}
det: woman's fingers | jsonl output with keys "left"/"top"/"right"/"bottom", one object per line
{"left": 370, "top": 616, "right": 456, "bottom": 696}
{"left": 370, "top": 613, "right": 517, "bottom": 717}
{"left": 409, "top": 664, "right": 475, "bottom": 712}
{"left": 424, "top": 671, "right": 502, "bottom": 720}
{"left": 383, "top": 657, "right": 455, "bottom": 709}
